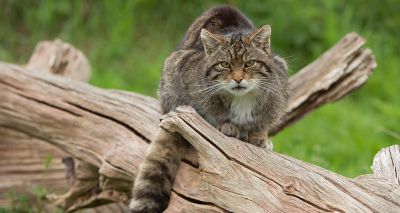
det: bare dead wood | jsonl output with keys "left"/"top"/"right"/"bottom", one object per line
{"left": 0, "top": 33, "right": 388, "bottom": 212}
{"left": 0, "top": 39, "right": 91, "bottom": 207}
{"left": 0, "top": 127, "right": 67, "bottom": 207}
{"left": 270, "top": 33, "right": 376, "bottom": 134}
{"left": 371, "top": 145, "right": 400, "bottom": 185}
{"left": 26, "top": 39, "right": 91, "bottom": 82}
{"left": 0, "top": 40, "right": 128, "bottom": 212}
{"left": 161, "top": 106, "right": 400, "bottom": 212}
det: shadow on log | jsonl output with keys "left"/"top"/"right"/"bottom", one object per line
{"left": 0, "top": 33, "right": 397, "bottom": 212}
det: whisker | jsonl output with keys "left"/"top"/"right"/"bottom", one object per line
{"left": 253, "top": 79, "right": 281, "bottom": 86}
{"left": 256, "top": 82, "right": 280, "bottom": 88}
{"left": 252, "top": 83, "right": 280, "bottom": 94}
{"left": 190, "top": 84, "right": 222, "bottom": 94}
{"left": 191, "top": 80, "right": 221, "bottom": 87}
{"left": 200, "top": 86, "right": 224, "bottom": 105}
{"left": 252, "top": 80, "right": 279, "bottom": 87}
{"left": 255, "top": 86, "right": 279, "bottom": 94}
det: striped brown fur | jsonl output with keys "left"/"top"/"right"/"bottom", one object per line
{"left": 130, "top": 5, "right": 289, "bottom": 212}
{"left": 130, "top": 129, "right": 188, "bottom": 212}
{"left": 179, "top": 5, "right": 254, "bottom": 50}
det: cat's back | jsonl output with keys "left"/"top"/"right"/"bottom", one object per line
{"left": 179, "top": 5, "right": 255, "bottom": 50}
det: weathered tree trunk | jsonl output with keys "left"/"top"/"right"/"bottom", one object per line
{"left": 1, "top": 32, "right": 396, "bottom": 212}
{"left": 0, "top": 40, "right": 127, "bottom": 212}
{"left": 162, "top": 106, "right": 400, "bottom": 212}
{"left": 0, "top": 39, "right": 90, "bottom": 207}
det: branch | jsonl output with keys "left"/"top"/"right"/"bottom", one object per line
{"left": 0, "top": 33, "right": 383, "bottom": 212}
{"left": 26, "top": 39, "right": 91, "bottom": 82}
{"left": 270, "top": 33, "right": 376, "bottom": 134}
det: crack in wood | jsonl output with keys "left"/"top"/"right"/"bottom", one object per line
{"left": 205, "top": 180, "right": 273, "bottom": 212}
{"left": 65, "top": 101, "right": 150, "bottom": 143}
{"left": 0, "top": 78, "right": 24, "bottom": 91}
{"left": 353, "top": 180, "right": 400, "bottom": 207}
{"left": 285, "top": 192, "right": 340, "bottom": 213}
{"left": 18, "top": 93, "right": 82, "bottom": 117}
{"left": 3, "top": 35, "right": 398, "bottom": 212}
{"left": 322, "top": 175, "right": 378, "bottom": 212}
{"left": 179, "top": 115, "right": 285, "bottom": 188}
{"left": 171, "top": 189, "right": 226, "bottom": 211}
{"left": 388, "top": 149, "right": 400, "bottom": 185}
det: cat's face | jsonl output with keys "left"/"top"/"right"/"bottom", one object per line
{"left": 200, "top": 25, "right": 277, "bottom": 97}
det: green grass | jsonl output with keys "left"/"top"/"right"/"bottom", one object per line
{"left": 1, "top": 0, "right": 399, "bottom": 181}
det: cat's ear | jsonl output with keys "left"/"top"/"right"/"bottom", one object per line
{"left": 200, "top": 29, "right": 223, "bottom": 55}
{"left": 250, "top": 25, "right": 271, "bottom": 53}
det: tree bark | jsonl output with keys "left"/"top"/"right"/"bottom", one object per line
{"left": 0, "top": 32, "right": 392, "bottom": 212}
{"left": 0, "top": 40, "right": 128, "bottom": 212}
{"left": 161, "top": 106, "right": 400, "bottom": 212}
{"left": 0, "top": 39, "right": 91, "bottom": 207}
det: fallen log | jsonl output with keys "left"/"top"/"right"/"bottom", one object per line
{"left": 161, "top": 106, "right": 400, "bottom": 212}
{"left": 0, "top": 39, "right": 90, "bottom": 207}
{"left": 0, "top": 40, "right": 128, "bottom": 212}
{"left": 0, "top": 32, "right": 390, "bottom": 212}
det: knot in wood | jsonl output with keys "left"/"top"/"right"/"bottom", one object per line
{"left": 283, "top": 180, "right": 298, "bottom": 194}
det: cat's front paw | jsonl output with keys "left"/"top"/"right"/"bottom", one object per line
{"left": 218, "top": 122, "right": 240, "bottom": 139}
{"left": 248, "top": 132, "right": 273, "bottom": 150}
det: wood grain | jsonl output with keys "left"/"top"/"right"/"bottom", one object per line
{"left": 0, "top": 40, "right": 129, "bottom": 212}
{"left": 372, "top": 145, "right": 400, "bottom": 185}
{"left": 0, "top": 39, "right": 91, "bottom": 208}
{"left": 0, "top": 33, "right": 388, "bottom": 212}
{"left": 161, "top": 106, "right": 400, "bottom": 212}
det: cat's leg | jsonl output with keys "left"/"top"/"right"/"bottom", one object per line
{"left": 130, "top": 128, "right": 189, "bottom": 213}
{"left": 218, "top": 122, "right": 240, "bottom": 139}
{"left": 248, "top": 131, "right": 273, "bottom": 150}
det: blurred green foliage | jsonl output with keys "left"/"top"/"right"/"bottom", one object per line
{"left": 1, "top": 0, "right": 399, "bottom": 179}
{"left": 0, "top": 186, "right": 63, "bottom": 213}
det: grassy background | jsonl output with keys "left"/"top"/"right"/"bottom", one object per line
{"left": 1, "top": 0, "right": 399, "bottom": 180}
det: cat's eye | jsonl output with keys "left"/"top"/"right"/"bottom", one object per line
{"left": 219, "top": 61, "right": 230, "bottom": 68}
{"left": 245, "top": 60, "right": 255, "bottom": 68}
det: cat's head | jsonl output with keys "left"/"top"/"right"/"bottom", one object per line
{"left": 199, "top": 25, "right": 287, "bottom": 97}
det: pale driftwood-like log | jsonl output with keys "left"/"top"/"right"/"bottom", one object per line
{"left": 0, "top": 39, "right": 91, "bottom": 207}
{"left": 270, "top": 32, "right": 376, "bottom": 134}
{"left": 0, "top": 128, "right": 67, "bottom": 207}
{"left": 0, "top": 32, "right": 385, "bottom": 212}
{"left": 161, "top": 106, "right": 400, "bottom": 212}
{"left": 371, "top": 145, "right": 400, "bottom": 185}
{"left": 26, "top": 39, "right": 91, "bottom": 82}
{"left": 0, "top": 40, "right": 128, "bottom": 212}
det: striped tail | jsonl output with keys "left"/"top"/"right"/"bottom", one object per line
{"left": 130, "top": 129, "right": 188, "bottom": 213}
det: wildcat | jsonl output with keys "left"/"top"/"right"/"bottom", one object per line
{"left": 130, "top": 5, "right": 288, "bottom": 212}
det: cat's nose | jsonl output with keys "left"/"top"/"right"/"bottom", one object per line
{"left": 234, "top": 79, "right": 243, "bottom": 84}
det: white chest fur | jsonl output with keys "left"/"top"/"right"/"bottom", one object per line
{"left": 230, "top": 95, "right": 256, "bottom": 125}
